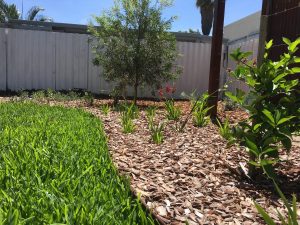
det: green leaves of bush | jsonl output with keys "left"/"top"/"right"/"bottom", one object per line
{"left": 227, "top": 37, "right": 300, "bottom": 178}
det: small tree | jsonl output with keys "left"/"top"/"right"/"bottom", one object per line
{"left": 89, "top": 0, "right": 180, "bottom": 104}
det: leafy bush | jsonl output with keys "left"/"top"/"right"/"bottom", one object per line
{"left": 227, "top": 38, "right": 300, "bottom": 177}
{"left": 192, "top": 93, "right": 212, "bottom": 127}
{"left": 89, "top": 0, "right": 180, "bottom": 104}
{"left": 255, "top": 181, "right": 299, "bottom": 225}
{"left": 0, "top": 102, "right": 155, "bottom": 224}
{"left": 165, "top": 100, "right": 181, "bottom": 121}
{"left": 100, "top": 104, "right": 111, "bottom": 115}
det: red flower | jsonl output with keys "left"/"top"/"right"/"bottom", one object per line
{"left": 165, "top": 85, "right": 172, "bottom": 94}
{"left": 158, "top": 88, "right": 164, "bottom": 98}
{"left": 166, "top": 85, "right": 176, "bottom": 94}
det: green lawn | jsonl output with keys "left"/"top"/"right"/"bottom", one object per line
{"left": 0, "top": 102, "right": 155, "bottom": 225}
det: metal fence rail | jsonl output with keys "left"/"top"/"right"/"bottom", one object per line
{"left": 225, "top": 34, "right": 259, "bottom": 95}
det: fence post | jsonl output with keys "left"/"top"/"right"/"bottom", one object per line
{"left": 208, "top": 0, "right": 226, "bottom": 117}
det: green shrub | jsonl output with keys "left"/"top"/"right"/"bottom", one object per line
{"left": 0, "top": 102, "right": 155, "bottom": 224}
{"left": 165, "top": 100, "right": 181, "bottom": 121}
{"left": 192, "top": 93, "right": 212, "bottom": 127}
{"left": 227, "top": 38, "right": 300, "bottom": 178}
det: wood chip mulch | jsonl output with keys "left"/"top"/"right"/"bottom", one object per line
{"left": 1, "top": 97, "right": 300, "bottom": 224}
{"left": 86, "top": 100, "right": 300, "bottom": 225}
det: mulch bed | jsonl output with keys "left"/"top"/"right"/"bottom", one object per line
{"left": 1, "top": 97, "right": 300, "bottom": 224}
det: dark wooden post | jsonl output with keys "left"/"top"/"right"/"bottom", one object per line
{"left": 208, "top": 0, "right": 226, "bottom": 117}
{"left": 257, "top": 0, "right": 271, "bottom": 65}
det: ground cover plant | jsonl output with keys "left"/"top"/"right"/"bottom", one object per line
{"left": 0, "top": 102, "right": 155, "bottom": 225}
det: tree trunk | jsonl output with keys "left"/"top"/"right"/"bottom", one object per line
{"left": 200, "top": 4, "right": 214, "bottom": 35}
{"left": 133, "top": 82, "right": 138, "bottom": 105}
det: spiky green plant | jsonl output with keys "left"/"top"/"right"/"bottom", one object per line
{"left": 165, "top": 100, "right": 181, "bottom": 121}
{"left": 149, "top": 122, "right": 164, "bottom": 144}
{"left": 121, "top": 111, "right": 135, "bottom": 134}
{"left": 101, "top": 104, "right": 111, "bottom": 116}
{"left": 192, "top": 93, "right": 212, "bottom": 127}
{"left": 216, "top": 118, "right": 233, "bottom": 140}
{"left": 254, "top": 182, "right": 299, "bottom": 225}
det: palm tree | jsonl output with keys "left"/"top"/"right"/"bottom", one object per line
{"left": 0, "top": 0, "right": 52, "bottom": 23}
{"left": 196, "top": 0, "right": 214, "bottom": 35}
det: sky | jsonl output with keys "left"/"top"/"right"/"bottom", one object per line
{"left": 5, "top": 0, "right": 262, "bottom": 32}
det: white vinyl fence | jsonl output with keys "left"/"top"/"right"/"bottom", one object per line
{"left": 225, "top": 34, "right": 259, "bottom": 94}
{"left": 0, "top": 27, "right": 228, "bottom": 98}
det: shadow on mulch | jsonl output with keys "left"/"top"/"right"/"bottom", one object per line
{"left": 233, "top": 167, "right": 300, "bottom": 203}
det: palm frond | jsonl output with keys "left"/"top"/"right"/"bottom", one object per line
{"left": 26, "top": 6, "right": 44, "bottom": 21}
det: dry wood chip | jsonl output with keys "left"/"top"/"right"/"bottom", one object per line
{"left": 8, "top": 98, "right": 299, "bottom": 225}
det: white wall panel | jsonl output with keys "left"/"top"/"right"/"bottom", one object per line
{"left": 0, "top": 29, "right": 6, "bottom": 91}
{"left": 1, "top": 27, "right": 242, "bottom": 99}
{"left": 7, "top": 29, "right": 55, "bottom": 91}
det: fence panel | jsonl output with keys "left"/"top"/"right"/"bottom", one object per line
{"left": 226, "top": 35, "right": 259, "bottom": 94}
{"left": 0, "top": 29, "right": 6, "bottom": 91}
{"left": 7, "top": 29, "right": 56, "bottom": 91}
{"left": 174, "top": 41, "right": 212, "bottom": 97}
{"left": 1, "top": 27, "right": 230, "bottom": 98}
{"left": 55, "top": 33, "right": 89, "bottom": 90}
